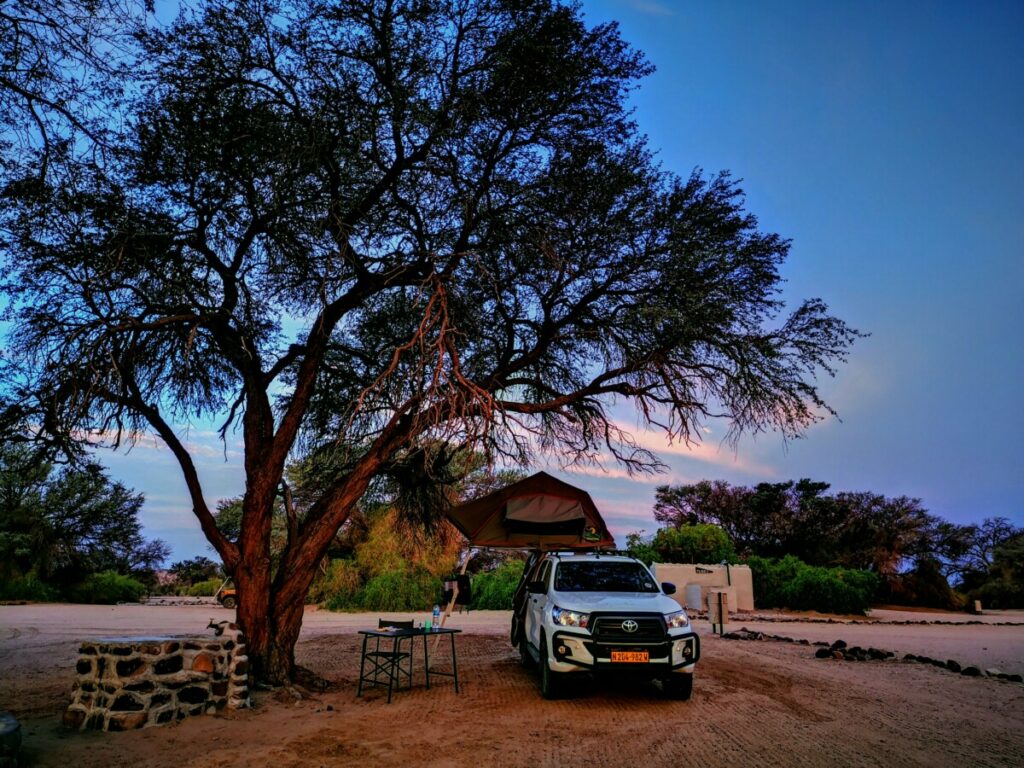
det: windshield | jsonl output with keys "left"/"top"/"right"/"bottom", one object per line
{"left": 553, "top": 561, "right": 659, "bottom": 592}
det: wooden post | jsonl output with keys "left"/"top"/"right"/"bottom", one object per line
{"left": 430, "top": 550, "right": 474, "bottom": 665}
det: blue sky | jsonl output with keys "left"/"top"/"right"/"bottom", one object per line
{"left": 105, "top": 0, "right": 1023, "bottom": 560}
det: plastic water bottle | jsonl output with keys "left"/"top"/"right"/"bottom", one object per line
{"left": 432, "top": 604, "right": 441, "bottom": 631}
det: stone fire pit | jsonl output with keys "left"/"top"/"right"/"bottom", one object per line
{"left": 63, "top": 622, "right": 250, "bottom": 731}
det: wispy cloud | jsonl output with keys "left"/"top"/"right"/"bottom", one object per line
{"left": 614, "top": 421, "right": 776, "bottom": 477}
{"left": 625, "top": 0, "right": 676, "bottom": 17}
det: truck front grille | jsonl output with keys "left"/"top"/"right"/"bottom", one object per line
{"left": 590, "top": 615, "right": 666, "bottom": 643}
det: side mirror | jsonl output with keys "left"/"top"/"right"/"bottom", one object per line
{"left": 661, "top": 581, "right": 676, "bottom": 595}
{"left": 526, "top": 580, "right": 547, "bottom": 594}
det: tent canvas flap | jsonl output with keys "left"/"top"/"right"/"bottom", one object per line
{"left": 505, "top": 495, "right": 585, "bottom": 524}
{"left": 445, "top": 471, "right": 614, "bottom": 549}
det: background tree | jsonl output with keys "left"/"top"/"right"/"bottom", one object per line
{"left": 0, "top": 0, "right": 859, "bottom": 682}
{"left": 0, "top": 442, "right": 167, "bottom": 592}
{"left": 168, "top": 555, "right": 222, "bottom": 587}
{"left": 655, "top": 479, "right": 948, "bottom": 577}
{"left": 649, "top": 523, "right": 735, "bottom": 565}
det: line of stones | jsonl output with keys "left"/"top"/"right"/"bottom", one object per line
{"left": 721, "top": 627, "right": 1024, "bottom": 683}
{"left": 710, "top": 613, "right": 1024, "bottom": 627}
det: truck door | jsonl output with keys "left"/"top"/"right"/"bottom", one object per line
{"left": 526, "top": 559, "right": 552, "bottom": 650}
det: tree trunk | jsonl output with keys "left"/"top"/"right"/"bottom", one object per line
{"left": 236, "top": 553, "right": 323, "bottom": 684}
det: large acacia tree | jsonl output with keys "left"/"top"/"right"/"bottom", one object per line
{"left": 0, "top": 0, "right": 859, "bottom": 682}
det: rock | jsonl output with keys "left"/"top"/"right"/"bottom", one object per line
{"left": 177, "top": 686, "right": 210, "bottom": 705}
{"left": 961, "top": 666, "right": 982, "bottom": 677}
{"left": 107, "top": 712, "right": 148, "bottom": 731}
{"left": 111, "top": 693, "right": 145, "bottom": 712}
{"left": 191, "top": 653, "right": 216, "bottom": 673}
{"left": 1005, "top": 674, "right": 1022, "bottom": 683}
{"left": 154, "top": 656, "right": 183, "bottom": 675}
{"left": 985, "top": 668, "right": 1003, "bottom": 677}
{"left": 832, "top": 650, "right": 845, "bottom": 660}
{"left": 903, "top": 653, "right": 918, "bottom": 662}
{"left": 830, "top": 639, "right": 847, "bottom": 650}
{"left": 1, "top": 711, "right": 22, "bottom": 763}
{"left": 946, "top": 660, "right": 961, "bottom": 673}
{"left": 61, "top": 707, "right": 86, "bottom": 730}
{"left": 815, "top": 648, "right": 832, "bottom": 659}
{"left": 116, "top": 657, "right": 146, "bottom": 677}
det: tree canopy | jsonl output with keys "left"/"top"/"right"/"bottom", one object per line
{"left": 653, "top": 479, "right": 1023, "bottom": 606}
{"left": 0, "top": 0, "right": 860, "bottom": 681}
{"left": 0, "top": 443, "right": 167, "bottom": 593}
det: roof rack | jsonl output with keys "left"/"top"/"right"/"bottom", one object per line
{"left": 544, "top": 548, "right": 634, "bottom": 559}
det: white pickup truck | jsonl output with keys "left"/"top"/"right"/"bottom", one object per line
{"left": 510, "top": 551, "right": 700, "bottom": 699}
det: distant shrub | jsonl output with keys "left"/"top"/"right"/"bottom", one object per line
{"left": 313, "top": 559, "right": 362, "bottom": 609}
{"left": 624, "top": 531, "right": 659, "bottom": 567}
{"left": 969, "top": 578, "right": 1024, "bottom": 610}
{"left": 69, "top": 571, "right": 147, "bottom": 604}
{"left": 883, "top": 559, "right": 964, "bottom": 610}
{"left": 354, "top": 567, "right": 440, "bottom": 612}
{"left": 0, "top": 571, "right": 58, "bottom": 601}
{"left": 469, "top": 560, "right": 525, "bottom": 610}
{"left": 747, "top": 555, "right": 877, "bottom": 615}
{"left": 651, "top": 524, "right": 735, "bottom": 564}
{"left": 187, "top": 578, "right": 222, "bottom": 597}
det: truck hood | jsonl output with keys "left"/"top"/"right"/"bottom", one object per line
{"left": 550, "top": 590, "right": 681, "bottom": 615}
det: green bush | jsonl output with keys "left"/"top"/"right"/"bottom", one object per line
{"left": 187, "top": 578, "right": 223, "bottom": 597}
{"left": 313, "top": 560, "right": 362, "bottom": 609}
{"left": 651, "top": 524, "right": 735, "bottom": 564}
{"left": 469, "top": 560, "right": 525, "bottom": 610}
{"left": 747, "top": 555, "right": 877, "bottom": 615}
{"left": 353, "top": 567, "right": 441, "bottom": 612}
{"left": 69, "top": 571, "right": 147, "bottom": 604}
{"left": 624, "top": 531, "right": 659, "bottom": 567}
{"left": 970, "top": 577, "right": 1024, "bottom": 610}
{"left": 0, "top": 571, "right": 58, "bottom": 601}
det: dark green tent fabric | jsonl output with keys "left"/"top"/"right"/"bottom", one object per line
{"left": 445, "top": 471, "right": 614, "bottom": 549}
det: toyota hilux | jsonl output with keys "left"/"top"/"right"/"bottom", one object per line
{"left": 510, "top": 551, "right": 700, "bottom": 699}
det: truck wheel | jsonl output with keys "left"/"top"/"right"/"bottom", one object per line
{"left": 662, "top": 673, "right": 693, "bottom": 701}
{"left": 221, "top": 596, "right": 237, "bottom": 609}
{"left": 519, "top": 635, "right": 533, "bottom": 668}
{"left": 510, "top": 613, "right": 522, "bottom": 646}
{"left": 539, "top": 634, "right": 562, "bottom": 700}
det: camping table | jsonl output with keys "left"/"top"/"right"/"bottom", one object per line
{"left": 356, "top": 626, "right": 462, "bottom": 703}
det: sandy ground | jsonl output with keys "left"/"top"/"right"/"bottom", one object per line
{"left": 1, "top": 603, "right": 1023, "bottom": 767}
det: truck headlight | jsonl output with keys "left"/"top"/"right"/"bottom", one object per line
{"left": 551, "top": 605, "right": 589, "bottom": 628}
{"left": 666, "top": 610, "right": 690, "bottom": 629}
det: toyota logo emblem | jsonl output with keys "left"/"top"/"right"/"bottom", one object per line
{"left": 621, "top": 620, "right": 639, "bottom": 633}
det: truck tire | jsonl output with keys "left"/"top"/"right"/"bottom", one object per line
{"left": 221, "top": 596, "right": 237, "bottom": 609}
{"left": 510, "top": 613, "right": 522, "bottom": 646}
{"left": 662, "top": 673, "right": 693, "bottom": 701}
{"left": 519, "top": 635, "right": 533, "bottom": 668}
{"left": 539, "top": 633, "right": 562, "bottom": 700}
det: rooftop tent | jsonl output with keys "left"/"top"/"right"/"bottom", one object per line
{"left": 446, "top": 471, "right": 614, "bottom": 549}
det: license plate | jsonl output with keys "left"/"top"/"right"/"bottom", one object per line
{"left": 611, "top": 650, "right": 649, "bottom": 663}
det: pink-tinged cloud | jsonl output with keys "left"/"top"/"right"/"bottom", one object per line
{"left": 610, "top": 421, "right": 777, "bottom": 477}
{"left": 74, "top": 426, "right": 243, "bottom": 460}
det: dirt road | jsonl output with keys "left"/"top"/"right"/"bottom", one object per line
{"left": 1, "top": 604, "right": 1022, "bottom": 767}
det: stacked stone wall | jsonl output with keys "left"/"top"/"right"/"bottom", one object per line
{"left": 63, "top": 622, "right": 250, "bottom": 731}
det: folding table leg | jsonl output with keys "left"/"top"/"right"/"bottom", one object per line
{"left": 450, "top": 632, "right": 459, "bottom": 693}
{"left": 357, "top": 635, "right": 369, "bottom": 697}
